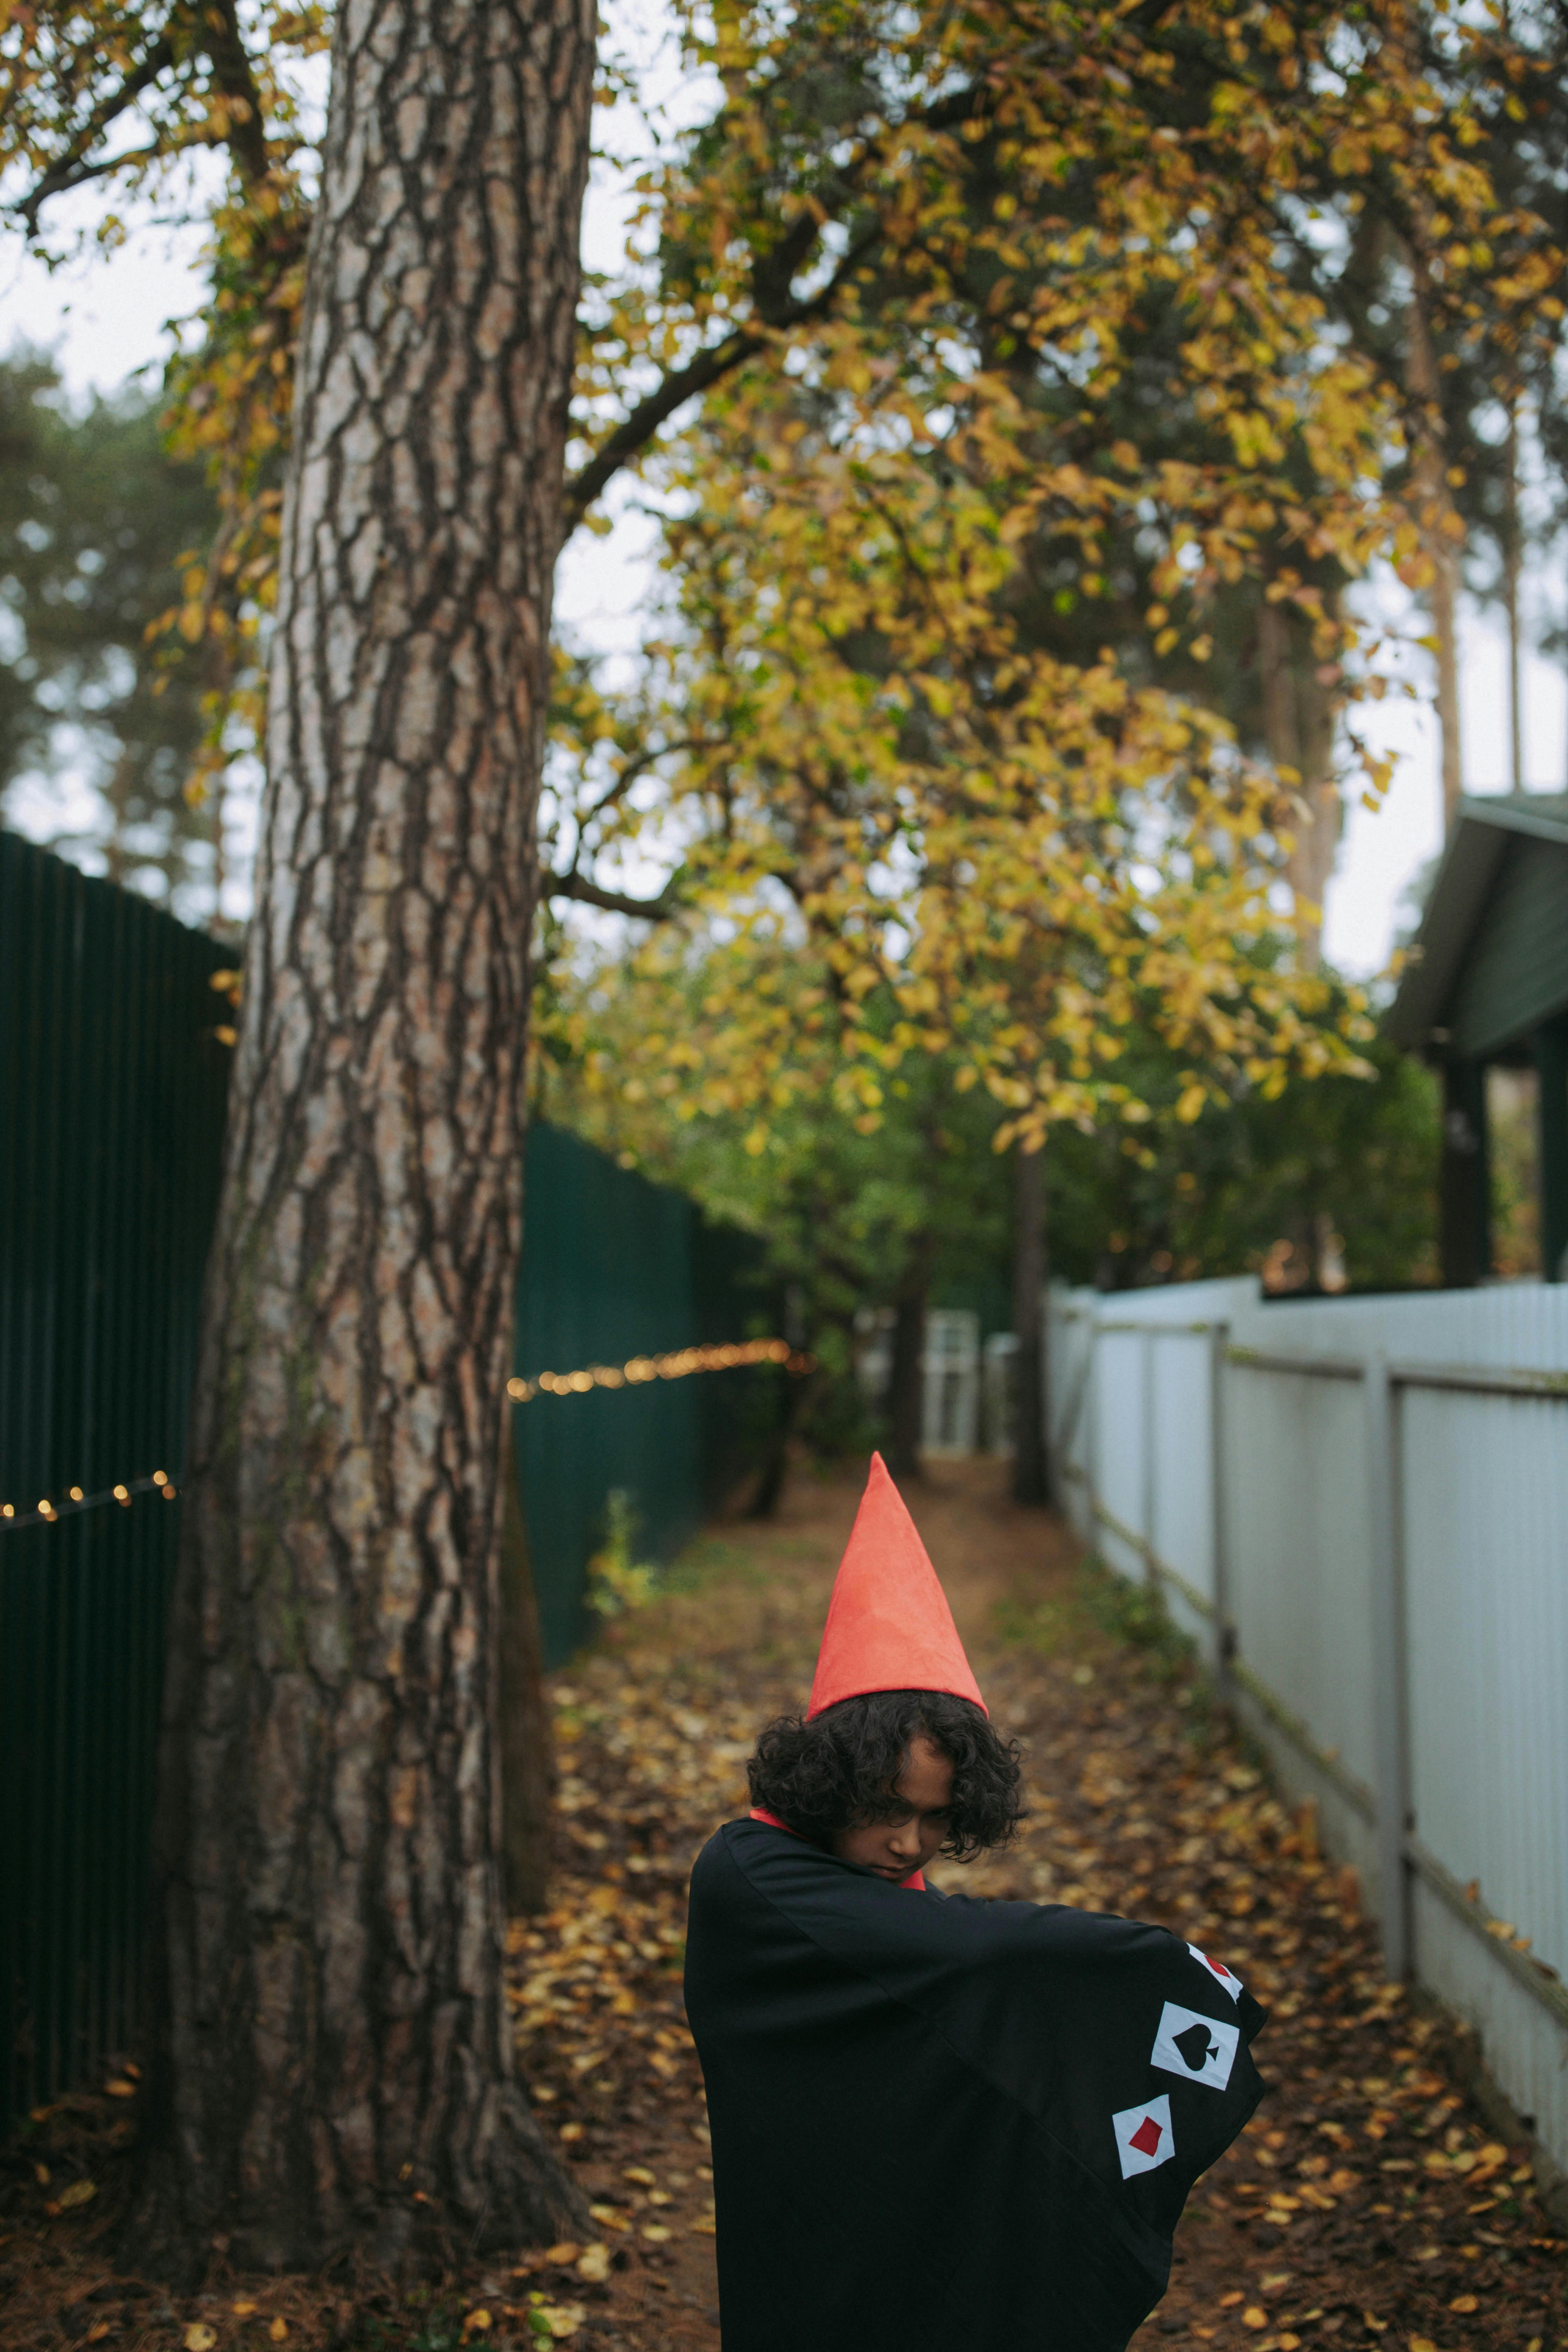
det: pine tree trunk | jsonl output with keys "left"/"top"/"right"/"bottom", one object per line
{"left": 1258, "top": 593, "right": 1341, "bottom": 971}
{"left": 1504, "top": 408, "right": 1523, "bottom": 793}
{"left": 885, "top": 1283, "right": 928, "bottom": 1480}
{"left": 1404, "top": 269, "right": 1464, "bottom": 833}
{"left": 1011, "top": 1144, "right": 1048, "bottom": 1506}
{"left": 128, "top": 0, "right": 594, "bottom": 2279}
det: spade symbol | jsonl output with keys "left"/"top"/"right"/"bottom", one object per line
{"left": 1173, "top": 2020, "right": 1216, "bottom": 2072}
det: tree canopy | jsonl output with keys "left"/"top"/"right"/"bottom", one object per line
{"left": 8, "top": 2, "right": 1566, "bottom": 1034}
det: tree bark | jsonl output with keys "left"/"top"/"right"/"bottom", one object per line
{"left": 1404, "top": 268, "right": 1464, "bottom": 834}
{"left": 128, "top": 0, "right": 594, "bottom": 2278}
{"left": 748, "top": 1365, "right": 800, "bottom": 1521}
{"left": 1258, "top": 593, "right": 1341, "bottom": 971}
{"left": 1504, "top": 407, "right": 1523, "bottom": 793}
{"left": 499, "top": 1429, "right": 554, "bottom": 1916}
{"left": 1011, "top": 1144, "right": 1049, "bottom": 1505}
{"left": 885, "top": 1282, "right": 928, "bottom": 1481}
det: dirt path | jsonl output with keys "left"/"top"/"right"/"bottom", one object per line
{"left": 509, "top": 1457, "right": 1566, "bottom": 2352}
{"left": 5, "top": 1457, "right": 1564, "bottom": 2351}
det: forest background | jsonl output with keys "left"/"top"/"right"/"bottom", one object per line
{"left": 4, "top": 0, "right": 1564, "bottom": 1409}
{"left": 3, "top": 0, "right": 1568, "bottom": 2277}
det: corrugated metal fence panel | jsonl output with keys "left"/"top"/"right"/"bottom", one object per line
{"left": 1, "top": 838, "right": 776, "bottom": 2128}
{"left": 1147, "top": 1328, "right": 1218, "bottom": 1642}
{"left": 1231, "top": 1281, "right": 1568, "bottom": 1369}
{"left": 1049, "top": 1271, "right": 1568, "bottom": 2176}
{"left": 513, "top": 1124, "right": 775, "bottom": 1667}
{"left": 1222, "top": 1354, "right": 1380, "bottom": 1849}
{"left": 1091, "top": 1326, "right": 1148, "bottom": 1581}
{"left": 1048, "top": 1293, "right": 1097, "bottom": 1546}
{"left": 0, "top": 831, "right": 231, "bottom": 2128}
{"left": 1400, "top": 1382, "right": 1568, "bottom": 2080}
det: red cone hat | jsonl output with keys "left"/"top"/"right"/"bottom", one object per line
{"left": 806, "top": 1453, "right": 987, "bottom": 1718}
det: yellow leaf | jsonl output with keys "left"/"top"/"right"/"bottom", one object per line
{"left": 183, "top": 2329, "right": 217, "bottom": 2352}
{"left": 641, "top": 2222, "right": 672, "bottom": 2242}
{"left": 1449, "top": 2296, "right": 1479, "bottom": 2313}
{"left": 270, "top": 2324, "right": 289, "bottom": 2344}
{"left": 463, "top": 2313, "right": 492, "bottom": 2336}
{"left": 232, "top": 2302, "right": 259, "bottom": 2316}
{"left": 57, "top": 2179, "right": 97, "bottom": 2210}
{"left": 576, "top": 2244, "right": 611, "bottom": 2283}
{"left": 1242, "top": 2312, "right": 1268, "bottom": 2333}
{"left": 104, "top": 2077, "right": 136, "bottom": 2097}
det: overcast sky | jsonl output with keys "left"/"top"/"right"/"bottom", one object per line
{"left": 5, "top": 103, "right": 1566, "bottom": 980}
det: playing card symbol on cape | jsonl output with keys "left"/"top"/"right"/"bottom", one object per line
{"left": 683, "top": 1456, "right": 1268, "bottom": 2352}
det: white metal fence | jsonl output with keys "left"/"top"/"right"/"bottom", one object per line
{"left": 856, "top": 1308, "right": 985, "bottom": 1453}
{"left": 1049, "top": 1277, "right": 1568, "bottom": 2182}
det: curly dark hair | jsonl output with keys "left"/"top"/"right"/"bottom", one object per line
{"left": 745, "top": 1688, "right": 1022, "bottom": 1864}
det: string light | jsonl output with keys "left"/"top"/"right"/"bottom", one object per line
{"left": 4, "top": 1343, "right": 814, "bottom": 1532}
{"left": 0, "top": 1470, "right": 176, "bottom": 1534}
{"left": 506, "top": 1336, "right": 813, "bottom": 1404}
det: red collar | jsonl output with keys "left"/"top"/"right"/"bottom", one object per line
{"left": 748, "top": 1807, "right": 926, "bottom": 1892}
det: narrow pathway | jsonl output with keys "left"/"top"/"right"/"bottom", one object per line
{"left": 5, "top": 1458, "right": 1563, "bottom": 2351}
{"left": 507, "top": 1456, "right": 1566, "bottom": 2351}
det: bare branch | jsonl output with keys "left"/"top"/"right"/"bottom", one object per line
{"left": 564, "top": 329, "right": 764, "bottom": 526}
{"left": 204, "top": 0, "right": 273, "bottom": 188}
{"left": 547, "top": 870, "right": 681, "bottom": 921}
{"left": 560, "top": 66, "right": 986, "bottom": 530}
{"left": 15, "top": 38, "right": 175, "bottom": 235}
{"left": 581, "top": 735, "right": 717, "bottom": 825}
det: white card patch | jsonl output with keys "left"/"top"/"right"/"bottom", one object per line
{"left": 1151, "top": 1999, "right": 1240, "bottom": 2092}
{"left": 1112, "top": 2093, "right": 1174, "bottom": 2179}
{"left": 1188, "top": 1942, "right": 1244, "bottom": 2002}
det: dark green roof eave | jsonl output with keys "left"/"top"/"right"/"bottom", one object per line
{"left": 1383, "top": 794, "right": 1568, "bottom": 1052}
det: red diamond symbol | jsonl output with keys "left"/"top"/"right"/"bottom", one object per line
{"left": 1129, "top": 2115, "right": 1163, "bottom": 2158}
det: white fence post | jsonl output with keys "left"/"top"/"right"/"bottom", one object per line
{"left": 1085, "top": 1304, "right": 1100, "bottom": 1549}
{"left": 1209, "top": 1322, "right": 1234, "bottom": 1702}
{"left": 1365, "top": 1351, "right": 1413, "bottom": 1980}
{"left": 1141, "top": 1330, "right": 1157, "bottom": 1586}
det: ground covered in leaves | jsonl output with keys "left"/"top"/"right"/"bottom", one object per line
{"left": 3, "top": 1457, "right": 1564, "bottom": 2350}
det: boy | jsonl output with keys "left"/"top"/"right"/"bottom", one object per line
{"left": 684, "top": 1453, "right": 1265, "bottom": 2352}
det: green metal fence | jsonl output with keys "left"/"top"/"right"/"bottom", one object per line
{"left": 514, "top": 1125, "right": 776, "bottom": 1663}
{"left": 1, "top": 832, "right": 775, "bottom": 2128}
{"left": 0, "top": 831, "right": 231, "bottom": 2132}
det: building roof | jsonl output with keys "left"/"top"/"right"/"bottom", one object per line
{"left": 1385, "top": 793, "right": 1568, "bottom": 1059}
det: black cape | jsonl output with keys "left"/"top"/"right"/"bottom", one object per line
{"left": 684, "top": 1819, "right": 1266, "bottom": 2352}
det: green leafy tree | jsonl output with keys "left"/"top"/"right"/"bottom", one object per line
{"left": 1047, "top": 1030, "right": 1440, "bottom": 1294}
{"left": 537, "top": 946, "right": 1012, "bottom": 1476}
{"left": 0, "top": 352, "right": 220, "bottom": 907}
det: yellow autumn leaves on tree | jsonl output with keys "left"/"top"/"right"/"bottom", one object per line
{"left": 6, "top": 0, "right": 1566, "bottom": 1139}
{"left": 541, "top": 0, "right": 1567, "bottom": 1142}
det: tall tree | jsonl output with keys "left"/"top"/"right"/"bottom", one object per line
{"left": 125, "top": 0, "right": 597, "bottom": 2275}
{"left": 1011, "top": 1145, "right": 1048, "bottom": 1506}
{"left": 7, "top": 0, "right": 1567, "bottom": 2286}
